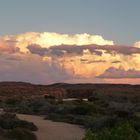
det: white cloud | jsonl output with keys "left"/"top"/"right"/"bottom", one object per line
{"left": 0, "top": 32, "right": 140, "bottom": 84}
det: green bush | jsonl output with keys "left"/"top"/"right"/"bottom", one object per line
{"left": 0, "top": 135, "right": 9, "bottom": 140}
{"left": 83, "top": 129, "right": 94, "bottom": 140}
{"left": 85, "top": 116, "right": 117, "bottom": 132}
{"left": 71, "top": 102, "right": 95, "bottom": 115}
{"left": 5, "top": 98, "right": 18, "bottom": 105}
{"left": 6, "top": 128, "right": 37, "bottom": 140}
{"left": 83, "top": 122, "right": 140, "bottom": 140}
{"left": 0, "top": 113, "right": 37, "bottom": 131}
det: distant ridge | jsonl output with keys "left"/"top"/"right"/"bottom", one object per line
{"left": 0, "top": 81, "right": 137, "bottom": 86}
{"left": 0, "top": 81, "right": 140, "bottom": 100}
{"left": 0, "top": 81, "right": 32, "bottom": 86}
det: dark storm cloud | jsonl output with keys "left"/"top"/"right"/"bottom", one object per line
{"left": 87, "top": 60, "right": 107, "bottom": 64}
{"left": 112, "top": 61, "right": 121, "bottom": 63}
{"left": 97, "top": 67, "right": 140, "bottom": 79}
{"left": 27, "top": 44, "right": 140, "bottom": 57}
{"left": 27, "top": 44, "right": 48, "bottom": 56}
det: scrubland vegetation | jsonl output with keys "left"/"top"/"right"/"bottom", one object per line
{"left": 1, "top": 82, "right": 140, "bottom": 139}
{"left": 0, "top": 113, "right": 37, "bottom": 140}
{"left": 1, "top": 92, "right": 140, "bottom": 140}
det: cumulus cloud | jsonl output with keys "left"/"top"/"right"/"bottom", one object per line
{"left": 26, "top": 43, "right": 140, "bottom": 79}
{"left": 2, "top": 32, "right": 112, "bottom": 53}
{"left": 0, "top": 53, "right": 73, "bottom": 84}
{"left": 0, "top": 32, "right": 140, "bottom": 84}
{"left": 97, "top": 67, "right": 140, "bottom": 78}
{"left": 134, "top": 41, "right": 140, "bottom": 48}
{"left": 0, "top": 39, "right": 19, "bottom": 54}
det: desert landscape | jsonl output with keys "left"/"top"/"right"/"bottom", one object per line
{"left": 1, "top": 82, "right": 140, "bottom": 139}
{"left": 1, "top": 0, "right": 140, "bottom": 139}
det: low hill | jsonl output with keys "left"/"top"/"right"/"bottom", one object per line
{"left": 0, "top": 82, "right": 140, "bottom": 100}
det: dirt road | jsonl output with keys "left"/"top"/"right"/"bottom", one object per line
{"left": 17, "top": 114, "right": 85, "bottom": 140}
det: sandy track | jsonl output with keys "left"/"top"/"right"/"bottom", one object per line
{"left": 17, "top": 114, "right": 85, "bottom": 140}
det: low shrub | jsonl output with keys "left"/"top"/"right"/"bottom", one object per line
{"left": 83, "top": 122, "right": 140, "bottom": 140}
{"left": 6, "top": 128, "right": 37, "bottom": 140}
{"left": 0, "top": 113, "right": 37, "bottom": 131}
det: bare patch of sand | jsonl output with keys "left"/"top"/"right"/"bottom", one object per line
{"left": 17, "top": 114, "right": 85, "bottom": 140}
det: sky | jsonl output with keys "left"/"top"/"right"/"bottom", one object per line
{"left": 0, "top": 0, "right": 140, "bottom": 84}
